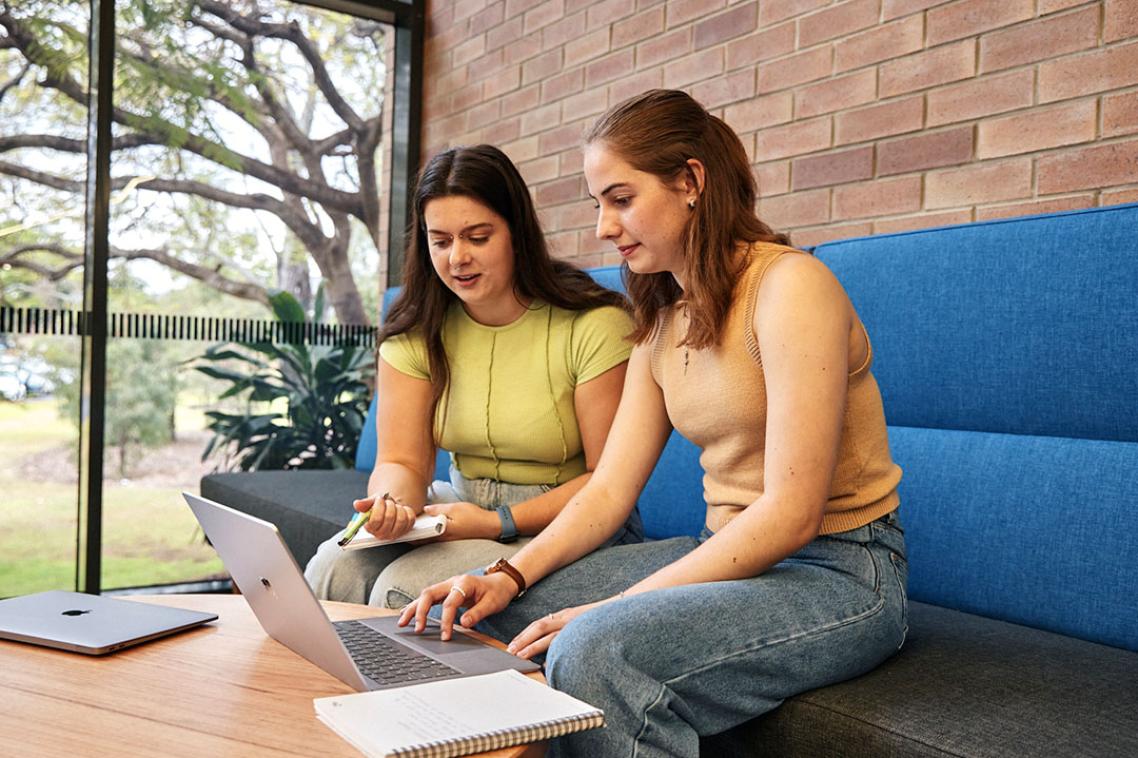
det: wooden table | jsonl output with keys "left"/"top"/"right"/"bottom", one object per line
{"left": 0, "top": 594, "right": 543, "bottom": 757}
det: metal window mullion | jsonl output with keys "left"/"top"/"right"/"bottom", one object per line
{"left": 77, "top": 0, "right": 115, "bottom": 596}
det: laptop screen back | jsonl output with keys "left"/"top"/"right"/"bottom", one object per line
{"left": 0, "top": 591, "right": 217, "bottom": 655}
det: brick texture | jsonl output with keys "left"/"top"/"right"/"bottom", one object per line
{"left": 926, "top": 159, "right": 1033, "bottom": 209}
{"left": 792, "top": 146, "right": 874, "bottom": 191}
{"left": 927, "top": 69, "right": 1034, "bottom": 127}
{"left": 417, "top": 0, "right": 1138, "bottom": 270}
{"left": 979, "top": 6, "right": 1100, "bottom": 74}
{"left": 1104, "top": 91, "right": 1138, "bottom": 137}
{"left": 976, "top": 99, "right": 1097, "bottom": 159}
{"left": 926, "top": 0, "right": 1034, "bottom": 47}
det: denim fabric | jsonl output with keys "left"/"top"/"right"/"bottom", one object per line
{"left": 305, "top": 467, "right": 643, "bottom": 607}
{"left": 473, "top": 511, "right": 907, "bottom": 757}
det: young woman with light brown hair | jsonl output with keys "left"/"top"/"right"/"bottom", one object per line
{"left": 400, "top": 91, "right": 907, "bottom": 757}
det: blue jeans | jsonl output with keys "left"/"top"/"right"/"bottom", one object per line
{"left": 475, "top": 510, "right": 908, "bottom": 757}
{"left": 305, "top": 466, "right": 644, "bottom": 606}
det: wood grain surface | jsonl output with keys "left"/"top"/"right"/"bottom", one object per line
{"left": 0, "top": 594, "right": 544, "bottom": 758}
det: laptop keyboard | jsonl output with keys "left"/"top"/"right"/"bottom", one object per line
{"left": 333, "top": 620, "right": 459, "bottom": 687}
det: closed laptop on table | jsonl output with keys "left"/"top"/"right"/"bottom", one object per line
{"left": 0, "top": 590, "right": 217, "bottom": 655}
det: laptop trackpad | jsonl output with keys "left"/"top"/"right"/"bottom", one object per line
{"left": 362, "top": 615, "right": 539, "bottom": 674}
{"left": 363, "top": 615, "right": 488, "bottom": 653}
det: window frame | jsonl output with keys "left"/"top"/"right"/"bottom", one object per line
{"left": 76, "top": 0, "right": 423, "bottom": 594}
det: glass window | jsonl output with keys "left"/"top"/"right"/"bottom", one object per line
{"left": 0, "top": 0, "right": 90, "bottom": 596}
{"left": 0, "top": 0, "right": 416, "bottom": 597}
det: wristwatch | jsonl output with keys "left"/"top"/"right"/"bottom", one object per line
{"left": 486, "top": 557, "right": 527, "bottom": 598}
{"left": 495, "top": 505, "right": 519, "bottom": 543}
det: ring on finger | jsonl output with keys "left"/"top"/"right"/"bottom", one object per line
{"left": 449, "top": 585, "right": 467, "bottom": 600}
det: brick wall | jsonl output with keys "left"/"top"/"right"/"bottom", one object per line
{"left": 421, "top": 0, "right": 1138, "bottom": 259}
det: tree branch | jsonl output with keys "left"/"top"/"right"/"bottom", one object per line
{"left": 195, "top": 0, "right": 366, "bottom": 132}
{"left": 187, "top": 15, "right": 313, "bottom": 155}
{"left": 0, "top": 10, "right": 363, "bottom": 217}
{"left": 115, "top": 38, "right": 279, "bottom": 146}
{"left": 0, "top": 242, "right": 271, "bottom": 303}
{"left": 0, "top": 158, "right": 80, "bottom": 191}
{"left": 312, "top": 127, "right": 354, "bottom": 156}
{"left": 111, "top": 246, "right": 270, "bottom": 305}
{"left": 138, "top": 176, "right": 329, "bottom": 252}
{"left": 0, "top": 60, "right": 28, "bottom": 102}
{"left": 0, "top": 161, "right": 331, "bottom": 257}
{"left": 0, "top": 133, "right": 162, "bottom": 154}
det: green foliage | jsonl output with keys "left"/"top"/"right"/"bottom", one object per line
{"left": 193, "top": 287, "right": 373, "bottom": 472}
{"left": 56, "top": 338, "right": 180, "bottom": 478}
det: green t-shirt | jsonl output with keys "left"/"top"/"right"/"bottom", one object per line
{"left": 379, "top": 301, "right": 632, "bottom": 486}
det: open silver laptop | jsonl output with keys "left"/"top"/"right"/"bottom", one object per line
{"left": 183, "top": 492, "right": 539, "bottom": 691}
{"left": 0, "top": 590, "right": 217, "bottom": 655}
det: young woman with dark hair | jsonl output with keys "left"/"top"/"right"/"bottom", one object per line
{"left": 399, "top": 92, "right": 907, "bottom": 756}
{"left": 305, "top": 144, "right": 640, "bottom": 609}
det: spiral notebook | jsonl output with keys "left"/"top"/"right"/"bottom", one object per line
{"left": 313, "top": 668, "right": 604, "bottom": 757}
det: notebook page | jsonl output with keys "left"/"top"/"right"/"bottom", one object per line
{"left": 314, "top": 669, "right": 602, "bottom": 755}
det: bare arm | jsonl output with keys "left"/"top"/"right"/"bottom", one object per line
{"left": 621, "top": 254, "right": 851, "bottom": 592}
{"left": 502, "top": 255, "right": 855, "bottom": 657}
{"left": 356, "top": 357, "right": 437, "bottom": 540}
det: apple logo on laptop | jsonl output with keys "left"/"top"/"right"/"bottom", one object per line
{"left": 61, "top": 609, "right": 91, "bottom": 616}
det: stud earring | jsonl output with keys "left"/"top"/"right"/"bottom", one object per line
{"left": 688, "top": 199, "right": 696, "bottom": 210}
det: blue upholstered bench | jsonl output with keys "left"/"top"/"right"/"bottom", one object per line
{"left": 203, "top": 203, "right": 1138, "bottom": 756}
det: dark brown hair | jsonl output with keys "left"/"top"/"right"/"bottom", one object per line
{"left": 380, "top": 144, "right": 627, "bottom": 428}
{"left": 584, "top": 89, "right": 791, "bottom": 347}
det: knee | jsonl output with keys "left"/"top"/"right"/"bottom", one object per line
{"left": 546, "top": 610, "right": 630, "bottom": 694}
{"left": 304, "top": 536, "right": 344, "bottom": 599}
{"left": 372, "top": 563, "right": 420, "bottom": 610}
{"left": 312, "top": 547, "right": 390, "bottom": 605}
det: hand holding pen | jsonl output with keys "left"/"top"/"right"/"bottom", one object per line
{"left": 337, "top": 492, "right": 416, "bottom": 546}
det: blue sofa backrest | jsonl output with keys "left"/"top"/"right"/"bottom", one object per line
{"left": 359, "top": 203, "right": 1138, "bottom": 652}
{"left": 814, "top": 203, "right": 1138, "bottom": 652}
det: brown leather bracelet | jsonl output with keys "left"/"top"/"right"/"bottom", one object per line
{"left": 486, "top": 557, "right": 527, "bottom": 599}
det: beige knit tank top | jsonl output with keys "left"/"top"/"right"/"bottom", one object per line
{"left": 650, "top": 242, "right": 901, "bottom": 535}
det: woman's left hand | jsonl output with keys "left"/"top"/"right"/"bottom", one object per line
{"left": 505, "top": 601, "right": 604, "bottom": 659}
{"left": 422, "top": 502, "right": 499, "bottom": 541}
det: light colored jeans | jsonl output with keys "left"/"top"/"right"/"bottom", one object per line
{"left": 471, "top": 509, "right": 908, "bottom": 757}
{"left": 304, "top": 467, "right": 644, "bottom": 609}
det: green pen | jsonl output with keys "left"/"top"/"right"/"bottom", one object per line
{"left": 336, "top": 492, "right": 392, "bottom": 547}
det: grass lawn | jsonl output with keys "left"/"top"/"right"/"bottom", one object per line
{"left": 0, "top": 399, "right": 224, "bottom": 597}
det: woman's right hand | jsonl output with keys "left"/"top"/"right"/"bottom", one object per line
{"left": 396, "top": 571, "right": 518, "bottom": 641}
{"left": 354, "top": 493, "right": 416, "bottom": 541}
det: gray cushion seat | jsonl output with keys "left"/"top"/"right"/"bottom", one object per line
{"left": 705, "top": 602, "right": 1138, "bottom": 757}
{"left": 200, "top": 470, "right": 368, "bottom": 569}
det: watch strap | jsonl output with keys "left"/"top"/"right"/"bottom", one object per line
{"left": 495, "top": 505, "right": 518, "bottom": 543}
{"left": 486, "top": 558, "right": 527, "bottom": 598}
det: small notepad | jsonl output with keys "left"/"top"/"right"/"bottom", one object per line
{"left": 340, "top": 514, "right": 447, "bottom": 551}
{"left": 313, "top": 668, "right": 604, "bottom": 757}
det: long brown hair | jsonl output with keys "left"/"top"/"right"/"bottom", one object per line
{"left": 584, "top": 89, "right": 790, "bottom": 348}
{"left": 381, "top": 144, "right": 627, "bottom": 424}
